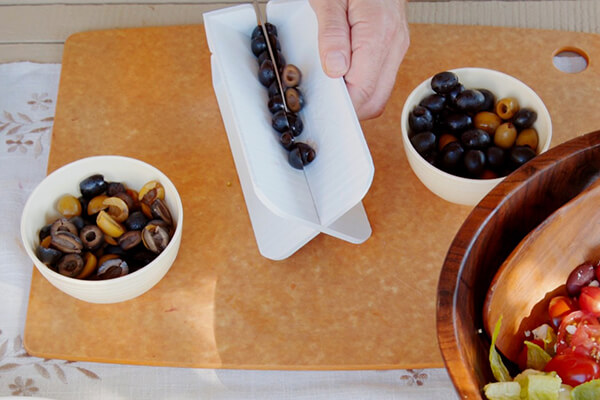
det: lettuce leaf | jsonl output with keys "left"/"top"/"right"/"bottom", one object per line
{"left": 571, "top": 379, "right": 600, "bottom": 400}
{"left": 524, "top": 340, "right": 552, "bottom": 370}
{"left": 490, "top": 316, "right": 512, "bottom": 382}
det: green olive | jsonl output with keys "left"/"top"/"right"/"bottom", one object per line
{"left": 516, "top": 128, "right": 539, "bottom": 151}
{"left": 473, "top": 111, "right": 502, "bottom": 135}
{"left": 495, "top": 97, "right": 520, "bottom": 120}
{"left": 494, "top": 122, "right": 518, "bottom": 149}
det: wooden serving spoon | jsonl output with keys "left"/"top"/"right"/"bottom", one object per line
{"left": 483, "top": 175, "right": 600, "bottom": 363}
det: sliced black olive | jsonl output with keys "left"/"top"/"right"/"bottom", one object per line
{"left": 118, "top": 230, "right": 142, "bottom": 251}
{"left": 79, "top": 174, "right": 107, "bottom": 199}
{"left": 258, "top": 50, "right": 285, "bottom": 71}
{"left": 50, "top": 217, "right": 78, "bottom": 236}
{"left": 282, "top": 64, "right": 302, "bottom": 87}
{"left": 114, "top": 191, "right": 135, "bottom": 212}
{"left": 285, "top": 87, "right": 304, "bottom": 113}
{"left": 272, "top": 110, "right": 289, "bottom": 133}
{"left": 57, "top": 253, "right": 84, "bottom": 277}
{"left": 268, "top": 81, "right": 280, "bottom": 99}
{"left": 97, "top": 258, "right": 129, "bottom": 280}
{"left": 79, "top": 225, "right": 104, "bottom": 250}
{"left": 288, "top": 143, "right": 316, "bottom": 169}
{"left": 251, "top": 33, "right": 280, "bottom": 57}
{"left": 268, "top": 95, "right": 285, "bottom": 114}
{"left": 279, "top": 131, "right": 295, "bottom": 150}
{"left": 51, "top": 231, "right": 83, "bottom": 254}
{"left": 36, "top": 245, "right": 62, "bottom": 266}
{"left": 258, "top": 59, "right": 276, "bottom": 88}
{"left": 287, "top": 112, "right": 303, "bottom": 136}
{"left": 409, "top": 106, "right": 434, "bottom": 134}
{"left": 150, "top": 198, "right": 173, "bottom": 226}
{"left": 142, "top": 224, "right": 171, "bottom": 254}
{"left": 69, "top": 215, "right": 86, "bottom": 231}
{"left": 431, "top": 71, "right": 459, "bottom": 94}
{"left": 126, "top": 211, "right": 148, "bottom": 231}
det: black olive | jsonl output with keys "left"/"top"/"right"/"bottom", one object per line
{"left": 443, "top": 113, "right": 472, "bottom": 133}
{"left": 38, "top": 223, "right": 52, "bottom": 242}
{"left": 461, "top": 129, "right": 491, "bottom": 150}
{"left": 512, "top": 108, "right": 538, "bottom": 130}
{"left": 51, "top": 231, "right": 83, "bottom": 254}
{"left": 78, "top": 196, "right": 91, "bottom": 220}
{"left": 268, "top": 95, "right": 285, "bottom": 114}
{"left": 455, "top": 89, "right": 485, "bottom": 113}
{"left": 119, "top": 230, "right": 142, "bottom": 251}
{"left": 486, "top": 146, "right": 506, "bottom": 172}
{"left": 50, "top": 217, "right": 78, "bottom": 236}
{"left": 258, "top": 59, "right": 276, "bottom": 88}
{"left": 150, "top": 198, "right": 173, "bottom": 226}
{"left": 285, "top": 87, "right": 304, "bottom": 113}
{"left": 104, "top": 245, "right": 127, "bottom": 256}
{"left": 69, "top": 215, "right": 86, "bottom": 231}
{"left": 251, "top": 22, "right": 278, "bottom": 40}
{"left": 36, "top": 245, "right": 62, "bottom": 266}
{"left": 282, "top": 64, "right": 302, "bottom": 87}
{"left": 439, "top": 141, "right": 465, "bottom": 172}
{"left": 258, "top": 50, "right": 285, "bottom": 70}
{"left": 142, "top": 224, "right": 171, "bottom": 254}
{"left": 250, "top": 33, "right": 280, "bottom": 57}
{"left": 463, "top": 149, "right": 486, "bottom": 177}
{"left": 126, "top": 248, "right": 157, "bottom": 273}
{"left": 419, "top": 94, "right": 446, "bottom": 113}
{"left": 477, "top": 88, "right": 496, "bottom": 111}
{"left": 410, "top": 131, "right": 436, "bottom": 156}
{"left": 97, "top": 258, "right": 129, "bottom": 280}
{"left": 445, "top": 83, "right": 465, "bottom": 109}
{"left": 79, "top": 174, "right": 107, "bottom": 199}
{"left": 431, "top": 71, "right": 459, "bottom": 94}
{"left": 288, "top": 142, "right": 316, "bottom": 169}
{"left": 287, "top": 112, "right": 303, "bottom": 136}
{"left": 79, "top": 225, "right": 104, "bottom": 250}
{"left": 114, "top": 191, "right": 135, "bottom": 212}
{"left": 509, "top": 146, "right": 537, "bottom": 169}
{"left": 106, "top": 182, "right": 125, "bottom": 196}
{"left": 408, "top": 106, "right": 434, "bottom": 134}
{"left": 57, "top": 253, "right": 84, "bottom": 277}
{"left": 268, "top": 81, "right": 280, "bottom": 99}
{"left": 126, "top": 211, "right": 148, "bottom": 231}
{"left": 279, "top": 131, "right": 295, "bottom": 150}
{"left": 272, "top": 110, "right": 289, "bottom": 133}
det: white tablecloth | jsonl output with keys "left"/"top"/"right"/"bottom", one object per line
{"left": 0, "top": 62, "right": 459, "bottom": 399}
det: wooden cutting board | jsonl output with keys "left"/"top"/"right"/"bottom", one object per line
{"left": 24, "top": 23, "right": 600, "bottom": 369}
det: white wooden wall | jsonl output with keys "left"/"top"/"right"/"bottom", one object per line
{"left": 1, "top": 0, "right": 599, "bottom": 63}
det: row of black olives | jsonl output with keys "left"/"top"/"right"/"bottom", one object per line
{"left": 408, "top": 71, "right": 540, "bottom": 179}
{"left": 251, "top": 23, "right": 316, "bottom": 169}
{"left": 35, "top": 174, "right": 175, "bottom": 280}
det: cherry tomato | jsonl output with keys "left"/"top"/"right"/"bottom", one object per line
{"left": 544, "top": 352, "right": 600, "bottom": 386}
{"left": 556, "top": 311, "right": 600, "bottom": 355}
{"left": 548, "top": 295, "right": 578, "bottom": 328}
{"left": 580, "top": 286, "right": 600, "bottom": 316}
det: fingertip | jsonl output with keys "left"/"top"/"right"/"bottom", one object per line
{"left": 324, "top": 51, "right": 348, "bottom": 77}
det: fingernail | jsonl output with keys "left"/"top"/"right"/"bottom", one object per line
{"left": 325, "top": 51, "right": 347, "bottom": 77}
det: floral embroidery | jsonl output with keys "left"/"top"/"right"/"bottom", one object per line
{"left": 27, "top": 93, "right": 53, "bottom": 111}
{"left": 8, "top": 376, "right": 39, "bottom": 396}
{"left": 1, "top": 94, "right": 54, "bottom": 158}
{"left": 400, "top": 369, "right": 428, "bottom": 386}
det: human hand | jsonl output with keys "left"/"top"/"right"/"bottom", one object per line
{"left": 308, "top": 0, "right": 409, "bottom": 120}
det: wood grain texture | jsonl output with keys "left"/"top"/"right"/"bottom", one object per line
{"left": 437, "top": 132, "right": 600, "bottom": 398}
{"left": 24, "top": 24, "right": 600, "bottom": 371}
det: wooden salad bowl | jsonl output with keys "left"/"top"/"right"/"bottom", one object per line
{"left": 436, "top": 130, "right": 600, "bottom": 399}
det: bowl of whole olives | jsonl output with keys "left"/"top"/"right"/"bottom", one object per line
{"left": 401, "top": 68, "right": 552, "bottom": 206}
{"left": 20, "top": 155, "right": 183, "bottom": 304}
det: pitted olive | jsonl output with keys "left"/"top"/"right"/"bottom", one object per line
{"left": 258, "top": 59, "right": 276, "bottom": 88}
{"left": 279, "top": 131, "right": 295, "bottom": 150}
{"left": 79, "top": 224, "right": 104, "bottom": 250}
{"left": 268, "top": 95, "right": 285, "bottom": 114}
{"left": 251, "top": 22, "right": 277, "bottom": 40}
{"left": 288, "top": 142, "right": 316, "bottom": 169}
{"left": 102, "top": 196, "right": 129, "bottom": 223}
{"left": 138, "top": 181, "right": 165, "bottom": 205}
{"left": 56, "top": 194, "right": 82, "bottom": 218}
{"left": 282, "top": 64, "right": 302, "bottom": 87}
{"left": 431, "top": 71, "right": 459, "bottom": 94}
{"left": 150, "top": 198, "right": 173, "bottom": 226}
{"left": 285, "top": 87, "right": 304, "bottom": 113}
{"left": 106, "top": 182, "right": 126, "bottom": 196}
{"left": 57, "top": 253, "right": 85, "bottom": 277}
{"left": 79, "top": 174, "right": 107, "bottom": 199}
{"left": 96, "top": 210, "right": 125, "bottom": 238}
{"left": 142, "top": 223, "right": 171, "bottom": 254}
{"left": 51, "top": 230, "right": 83, "bottom": 254}
{"left": 50, "top": 218, "right": 78, "bottom": 236}
{"left": 126, "top": 211, "right": 148, "bottom": 231}
{"left": 118, "top": 230, "right": 142, "bottom": 251}
{"left": 36, "top": 245, "right": 62, "bottom": 266}
{"left": 97, "top": 258, "right": 129, "bottom": 280}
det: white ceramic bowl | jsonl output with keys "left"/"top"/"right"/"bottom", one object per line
{"left": 401, "top": 67, "right": 552, "bottom": 206}
{"left": 20, "top": 155, "right": 183, "bottom": 304}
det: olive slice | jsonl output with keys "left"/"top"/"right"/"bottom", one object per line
{"left": 142, "top": 224, "right": 171, "bottom": 254}
{"left": 118, "top": 230, "right": 142, "bottom": 251}
{"left": 57, "top": 253, "right": 85, "bottom": 277}
{"left": 51, "top": 231, "right": 83, "bottom": 254}
{"left": 97, "top": 258, "right": 129, "bottom": 280}
{"left": 285, "top": 87, "right": 304, "bottom": 113}
{"left": 80, "top": 225, "right": 104, "bottom": 250}
{"left": 282, "top": 64, "right": 302, "bottom": 87}
{"left": 150, "top": 198, "right": 173, "bottom": 226}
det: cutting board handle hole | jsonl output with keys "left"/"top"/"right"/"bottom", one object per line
{"left": 552, "top": 47, "right": 589, "bottom": 73}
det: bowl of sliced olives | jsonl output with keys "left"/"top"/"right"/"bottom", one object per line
{"left": 20, "top": 155, "right": 183, "bottom": 303}
{"left": 401, "top": 68, "right": 552, "bottom": 206}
